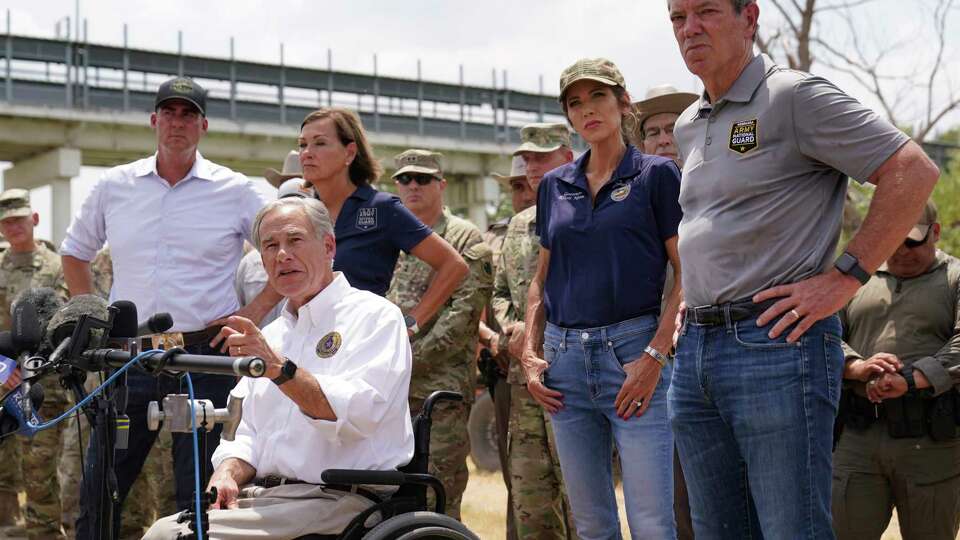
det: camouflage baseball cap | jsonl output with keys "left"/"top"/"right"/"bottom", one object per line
{"left": 907, "top": 199, "right": 939, "bottom": 241}
{"left": 392, "top": 149, "right": 443, "bottom": 178}
{"left": 559, "top": 58, "right": 626, "bottom": 101}
{"left": 512, "top": 123, "right": 572, "bottom": 155}
{"left": 492, "top": 155, "right": 528, "bottom": 188}
{"left": 0, "top": 189, "right": 32, "bottom": 220}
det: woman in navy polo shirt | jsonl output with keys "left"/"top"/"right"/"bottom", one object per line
{"left": 297, "top": 108, "right": 467, "bottom": 333}
{"left": 521, "top": 59, "right": 683, "bottom": 539}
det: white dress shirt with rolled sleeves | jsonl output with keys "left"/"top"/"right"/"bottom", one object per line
{"left": 212, "top": 272, "right": 415, "bottom": 481}
{"left": 60, "top": 153, "right": 272, "bottom": 332}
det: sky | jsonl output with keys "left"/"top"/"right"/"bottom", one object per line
{"left": 1, "top": 0, "right": 958, "bottom": 240}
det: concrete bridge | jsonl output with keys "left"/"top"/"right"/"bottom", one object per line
{"left": 1, "top": 28, "right": 569, "bottom": 244}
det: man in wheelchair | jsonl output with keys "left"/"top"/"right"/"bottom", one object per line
{"left": 145, "top": 197, "right": 417, "bottom": 538}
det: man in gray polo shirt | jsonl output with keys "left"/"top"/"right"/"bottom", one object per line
{"left": 666, "top": 1, "right": 941, "bottom": 539}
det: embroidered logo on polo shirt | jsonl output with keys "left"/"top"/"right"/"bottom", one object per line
{"left": 356, "top": 208, "right": 377, "bottom": 231}
{"left": 558, "top": 192, "right": 586, "bottom": 202}
{"left": 729, "top": 119, "right": 758, "bottom": 154}
{"left": 316, "top": 332, "right": 342, "bottom": 358}
{"left": 610, "top": 184, "right": 631, "bottom": 202}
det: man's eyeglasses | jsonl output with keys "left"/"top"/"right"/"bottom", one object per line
{"left": 395, "top": 174, "right": 438, "bottom": 186}
{"left": 904, "top": 227, "right": 931, "bottom": 249}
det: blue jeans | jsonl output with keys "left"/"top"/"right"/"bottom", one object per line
{"left": 669, "top": 312, "right": 843, "bottom": 540}
{"left": 544, "top": 314, "right": 676, "bottom": 540}
{"left": 76, "top": 342, "right": 235, "bottom": 540}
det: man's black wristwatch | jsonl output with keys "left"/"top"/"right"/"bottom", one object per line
{"left": 902, "top": 368, "right": 918, "bottom": 393}
{"left": 272, "top": 358, "right": 297, "bottom": 386}
{"left": 834, "top": 251, "right": 871, "bottom": 285}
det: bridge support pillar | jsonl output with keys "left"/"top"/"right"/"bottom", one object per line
{"left": 4, "top": 147, "right": 82, "bottom": 248}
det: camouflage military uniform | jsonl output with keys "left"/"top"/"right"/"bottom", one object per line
{"left": 64, "top": 246, "right": 176, "bottom": 538}
{"left": 388, "top": 208, "right": 493, "bottom": 520}
{"left": 492, "top": 205, "right": 573, "bottom": 540}
{"left": 0, "top": 239, "right": 70, "bottom": 539}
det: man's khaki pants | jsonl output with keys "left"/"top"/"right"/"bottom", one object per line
{"left": 832, "top": 422, "right": 960, "bottom": 540}
{"left": 143, "top": 484, "right": 377, "bottom": 539}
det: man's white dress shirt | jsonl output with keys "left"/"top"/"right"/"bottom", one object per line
{"left": 212, "top": 273, "right": 415, "bottom": 481}
{"left": 60, "top": 152, "right": 271, "bottom": 331}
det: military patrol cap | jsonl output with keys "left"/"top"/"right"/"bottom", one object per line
{"left": 907, "top": 199, "right": 939, "bottom": 241}
{"left": 0, "top": 189, "right": 32, "bottom": 220}
{"left": 512, "top": 123, "right": 572, "bottom": 155}
{"left": 264, "top": 150, "right": 303, "bottom": 188}
{"left": 392, "top": 149, "right": 443, "bottom": 179}
{"left": 155, "top": 76, "right": 207, "bottom": 116}
{"left": 632, "top": 84, "right": 698, "bottom": 131}
{"left": 559, "top": 58, "right": 626, "bottom": 101}
{"left": 492, "top": 156, "right": 528, "bottom": 188}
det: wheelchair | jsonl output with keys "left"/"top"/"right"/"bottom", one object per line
{"left": 296, "top": 390, "right": 479, "bottom": 540}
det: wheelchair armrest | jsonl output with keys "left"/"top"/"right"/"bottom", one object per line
{"left": 322, "top": 469, "right": 406, "bottom": 486}
{"left": 321, "top": 469, "right": 447, "bottom": 514}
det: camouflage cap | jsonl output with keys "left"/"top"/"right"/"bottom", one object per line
{"left": 0, "top": 189, "right": 32, "bottom": 220}
{"left": 492, "top": 155, "right": 528, "bottom": 188}
{"left": 512, "top": 123, "right": 572, "bottom": 155}
{"left": 907, "top": 199, "right": 939, "bottom": 241}
{"left": 559, "top": 58, "right": 626, "bottom": 102}
{"left": 392, "top": 149, "right": 443, "bottom": 178}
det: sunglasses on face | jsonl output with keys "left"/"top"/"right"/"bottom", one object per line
{"left": 904, "top": 227, "right": 931, "bottom": 249}
{"left": 396, "top": 174, "right": 438, "bottom": 186}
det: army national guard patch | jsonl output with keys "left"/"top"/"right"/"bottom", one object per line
{"left": 356, "top": 208, "right": 377, "bottom": 231}
{"left": 316, "top": 331, "right": 342, "bottom": 358}
{"left": 729, "top": 119, "right": 758, "bottom": 154}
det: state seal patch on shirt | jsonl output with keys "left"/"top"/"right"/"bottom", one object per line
{"left": 610, "top": 184, "right": 631, "bottom": 202}
{"left": 729, "top": 119, "right": 758, "bottom": 154}
{"left": 316, "top": 331, "right": 342, "bottom": 358}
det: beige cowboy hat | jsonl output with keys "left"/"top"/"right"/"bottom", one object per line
{"left": 632, "top": 84, "right": 699, "bottom": 131}
{"left": 264, "top": 150, "right": 303, "bottom": 188}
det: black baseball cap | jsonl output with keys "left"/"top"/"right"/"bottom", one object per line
{"left": 155, "top": 76, "right": 207, "bottom": 116}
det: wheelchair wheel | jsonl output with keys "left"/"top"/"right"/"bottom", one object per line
{"left": 362, "top": 512, "right": 478, "bottom": 540}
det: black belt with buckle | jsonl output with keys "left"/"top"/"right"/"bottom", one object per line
{"left": 182, "top": 326, "right": 223, "bottom": 347}
{"left": 686, "top": 298, "right": 778, "bottom": 326}
{"left": 254, "top": 475, "right": 383, "bottom": 502}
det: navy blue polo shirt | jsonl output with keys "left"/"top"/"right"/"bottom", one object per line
{"left": 536, "top": 145, "right": 682, "bottom": 328}
{"left": 331, "top": 184, "right": 431, "bottom": 296}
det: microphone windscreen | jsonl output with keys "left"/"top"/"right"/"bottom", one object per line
{"left": 27, "top": 383, "right": 44, "bottom": 411}
{"left": 109, "top": 301, "right": 138, "bottom": 339}
{"left": 45, "top": 294, "right": 110, "bottom": 350}
{"left": 0, "top": 332, "right": 16, "bottom": 360}
{"left": 11, "top": 288, "right": 62, "bottom": 354}
{"left": 147, "top": 313, "right": 173, "bottom": 334}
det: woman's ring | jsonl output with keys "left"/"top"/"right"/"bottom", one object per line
{"left": 633, "top": 399, "right": 643, "bottom": 407}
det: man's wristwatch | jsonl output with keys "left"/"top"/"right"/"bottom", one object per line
{"left": 404, "top": 314, "right": 420, "bottom": 335}
{"left": 271, "top": 358, "right": 297, "bottom": 386}
{"left": 834, "top": 251, "right": 871, "bottom": 285}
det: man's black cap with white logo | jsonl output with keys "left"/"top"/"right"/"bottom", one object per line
{"left": 154, "top": 76, "right": 207, "bottom": 116}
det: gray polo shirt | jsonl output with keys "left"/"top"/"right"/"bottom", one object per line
{"left": 674, "top": 54, "right": 909, "bottom": 307}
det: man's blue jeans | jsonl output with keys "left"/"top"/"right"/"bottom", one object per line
{"left": 669, "top": 311, "right": 844, "bottom": 539}
{"left": 544, "top": 314, "right": 676, "bottom": 540}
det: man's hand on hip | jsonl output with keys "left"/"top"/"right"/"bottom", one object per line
{"left": 754, "top": 269, "right": 862, "bottom": 343}
{"left": 211, "top": 316, "right": 285, "bottom": 379}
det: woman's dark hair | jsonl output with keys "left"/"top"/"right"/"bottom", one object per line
{"left": 300, "top": 108, "right": 383, "bottom": 186}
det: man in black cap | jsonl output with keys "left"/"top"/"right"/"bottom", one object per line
{"left": 61, "top": 76, "right": 275, "bottom": 538}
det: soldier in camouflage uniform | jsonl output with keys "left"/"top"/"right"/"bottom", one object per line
{"left": 387, "top": 149, "right": 493, "bottom": 520}
{"left": 477, "top": 154, "right": 538, "bottom": 540}
{"left": 491, "top": 124, "right": 577, "bottom": 540}
{"left": 69, "top": 246, "right": 176, "bottom": 539}
{"left": 0, "top": 189, "right": 70, "bottom": 539}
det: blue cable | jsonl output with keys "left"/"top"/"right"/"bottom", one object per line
{"left": 183, "top": 372, "right": 205, "bottom": 540}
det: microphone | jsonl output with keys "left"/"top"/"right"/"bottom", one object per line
{"left": 12, "top": 288, "right": 63, "bottom": 355}
{"left": 0, "top": 382, "right": 45, "bottom": 440}
{"left": 81, "top": 348, "right": 267, "bottom": 378}
{"left": 137, "top": 312, "right": 173, "bottom": 336}
{"left": 45, "top": 294, "right": 110, "bottom": 351}
{"left": 108, "top": 301, "right": 139, "bottom": 339}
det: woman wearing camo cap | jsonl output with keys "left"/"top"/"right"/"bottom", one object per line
{"left": 521, "top": 58, "right": 683, "bottom": 539}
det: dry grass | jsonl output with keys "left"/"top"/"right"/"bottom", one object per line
{"left": 462, "top": 459, "right": 908, "bottom": 539}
